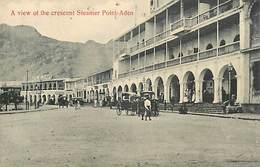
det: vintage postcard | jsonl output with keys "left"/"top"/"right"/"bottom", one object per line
{"left": 0, "top": 0, "right": 260, "bottom": 166}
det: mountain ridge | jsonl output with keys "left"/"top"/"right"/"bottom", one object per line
{"left": 0, "top": 24, "right": 113, "bottom": 81}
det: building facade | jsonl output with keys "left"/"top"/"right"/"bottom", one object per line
{"left": 84, "top": 68, "right": 113, "bottom": 103}
{"left": 111, "top": 0, "right": 260, "bottom": 112}
{"left": 20, "top": 78, "right": 85, "bottom": 104}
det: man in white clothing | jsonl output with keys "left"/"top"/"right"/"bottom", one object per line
{"left": 144, "top": 96, "right": 152, "bottom": 121}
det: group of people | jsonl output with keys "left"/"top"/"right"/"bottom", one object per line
{"left": 116, "top": 94, "right": 159, "bottom": 121}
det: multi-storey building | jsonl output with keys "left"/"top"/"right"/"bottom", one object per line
{"left": 111, "top": 0, "right": 260, "bottom": 112}
{"left": 21, "top": 78, "right": 66, "bottom": 104}
{"left": 20, "top": 78, "right": 85, "bottom": 104}
{"left": 84, "top": 68, "right": 113, "bottom": 103}
{"left": 65, "top": 78, "right": 85, "bottom": 100}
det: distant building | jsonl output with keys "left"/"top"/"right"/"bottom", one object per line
{"left": 65, "top": 78, "right": 85, "bottom": 100}
{"left": 21, "top": 78, "right": 66, "bottom": 105}
{"left": 0, "top": 81, "right": 22, "bottom": 95}
{"left": 84, "top": 68, "right": 113, "bottom": 103}
{"left": 20, "top": 78, "right": 85, "bottom": 105}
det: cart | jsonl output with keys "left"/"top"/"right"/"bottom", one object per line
{"left": 116, "top": 92, "right": 139, "bottom": 116}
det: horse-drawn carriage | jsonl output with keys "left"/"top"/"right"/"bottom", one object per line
{"left": 58, "top": 95, "right": 69, "bottom": 108}
{"left": 116, "top": 91, "right": 159, "bottom": 117}
{"left": 116, "top": 92, "right": 139, "bottom": 116}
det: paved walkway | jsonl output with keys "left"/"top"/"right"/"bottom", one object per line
{"left": 162, "top": 109, "right": 260, "bottom": 121}
{"left": 1, "top": 104, "right": 260, "bottom": 121}
{"left": 0, "top": 105, "right": 58, "bottom": 114}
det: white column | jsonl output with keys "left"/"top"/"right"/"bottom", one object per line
{"left": 179, "top": 81, "right": 185, "bottom": 103}
{"left": 213, "top": 77, "right": 221, "bottom": 103}
{"left": 165, "top": 82, "right": 169, "bottom": 103}
{"left": 240, "top": 1, "right": 250, "bottom": 49}
{"left": 195, "top": 80, "right": 202, "bottom": 103}
{"left": 236, "top": 75, "right": 242, "bottom": 103}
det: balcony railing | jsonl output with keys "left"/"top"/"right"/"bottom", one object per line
{"left": 118, "top": 41, "right": 240, "bottom": 79}
{"left": 219, "top": 0, "right": 240, "bottom": 14}
{"left": 170, "top": 18, "right": 192, "bottom": 32}
{"left": 181, "top": 53, "right": 198, "bottom": 64}
{"left": 119, "top": 48, "right": 127, "bottom": 55}
{"left": 155, "top": 31, "right": 167, "bottom": 42}
{"left": 154, "top": 62, "right": 166, "bottom": 70}
{"left": 199, "top": 7, "right": 218, "bottom": 23}
{"left": 146, "top": 38, "right": 154, "bottom": 47}
{"left": 124, "top": 0, "right": 240, "bottom": 57}
{"left": 118, "top": 72, "right": 130, "bottom": 79}
{"left": 167, "top": 58, "right": 180, "bottom": 67}
{"left": 218, "top": 41, "right": 240, "bottom": 56}
{"left": 131, "top": 69, "right": 140, "bottom": 75}
{"left": 145, "top": 65, "right": 154, "bottom": 72}
{"left": 199, "top": 48, "right": 217, "bottom": 60}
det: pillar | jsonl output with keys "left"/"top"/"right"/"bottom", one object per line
{"left": 195, "top": 80, "right": 202, "bottom": 103}
{"left": 240, "top": 0, "right": 251, "bottom": 50}
{"left": 213, "top": 77, "right": 221, "bottom": 103}
{"left": 179, "top": 81, "right": 185, "bottom": 103}
{"left": 236, "top": 75, "right": 242, "bottom": 103}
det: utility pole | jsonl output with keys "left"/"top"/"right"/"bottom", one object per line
{"left": 26, "top": 69, "right": 29, "bottom": 110}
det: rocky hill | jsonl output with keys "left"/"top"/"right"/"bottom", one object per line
{"left": 0, "top": 24, "right": 113, "bottom": 81}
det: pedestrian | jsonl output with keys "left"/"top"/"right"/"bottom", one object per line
{"left": 77, "top": 100, "right": 81, "bottom": 110}
{"left": 144, "top": 96, "right": 152, "bottom": 121}
{"left": 74, "top": 99, "right": 78, "bottom": 110}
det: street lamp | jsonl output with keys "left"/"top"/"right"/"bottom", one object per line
{"left": 228, "top": 63, "right": 234, "bottom": 106}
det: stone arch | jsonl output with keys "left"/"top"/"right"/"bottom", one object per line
{"left": 183, "top": 71, "right": 196, "bottom": 103}
{"left": 146, "top": 79, "right": 152, "bottom": 91}
{"left": 118, "top": 86, "right": 123, "bottom": 100}
{"left": 112, "top": 87, "right": 117, "bottom": 100}
{"left": 199, "top": 69, "right": 214, "bottom": 103}
{"left": 130, "top": 83, "right": 137, "bottom": 94}
{"left": 154, "top": 77, "right": 164, "bottom": 101}
{"left": 124, "top": 85, "right": 129, "bottom": 92}
{"left": 219, "top": 64, "right": 237, "bottom": 102}
{"left": 138, "top": 82, "right": 144, "bottom": 94}
{"left": 166, "top": 74, "right": 180, "bottom": 103}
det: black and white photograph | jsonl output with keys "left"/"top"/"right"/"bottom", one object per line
{"left": 0, "top": 0, "right": 260, "bottom": 166}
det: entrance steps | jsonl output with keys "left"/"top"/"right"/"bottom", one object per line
{"left": 159, "top": 103, "right": 224, "bottom": 113}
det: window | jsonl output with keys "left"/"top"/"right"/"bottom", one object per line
{"left": 233, "top": 34, "right": 240, "bottom": 42}
{"left": 220, "top": 40, "right": 226, "bottom": 46}
{"left": 206, "top": 43, "right": 213, "bottom": 50}
{"left": 169, "top": 54, "right": 174, "bottom": 59}
{"left": 253, "top": 61, "right": 260, "bottom": 91}
{"left": 194, "top": 48, "right": 199, "bottom": 53}
{"left": 178, "top": 52, "right": 183, "bottom": 57}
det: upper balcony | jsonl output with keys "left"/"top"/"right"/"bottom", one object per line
{"left": 125, "top": 0, "right": 240, "bottom": 58}
{"left": 171, "top": 0, "right": 239, "bottom": 35}
{"left": 170, "top": 17, "right": 198, "bottom": 35}
{"left": 118, "top": 41, "right": 240, "bottom": 79}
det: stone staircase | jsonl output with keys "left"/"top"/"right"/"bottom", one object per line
{"left": 159, "top": 103, "right": 224, "bottom": 114}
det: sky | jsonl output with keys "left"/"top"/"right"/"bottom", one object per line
{"left": 0, "top": 0, "right": 150, "bottom": 43}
